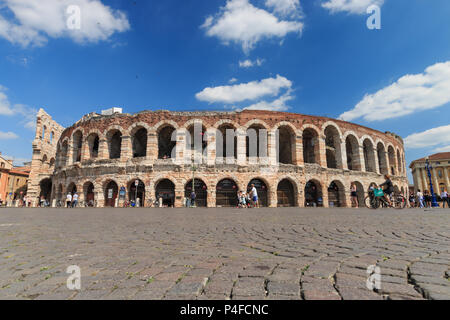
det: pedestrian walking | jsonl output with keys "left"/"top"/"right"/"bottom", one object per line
{"left": 72, "top": 192, "right": 78, "bottom": 208}
{"left": 441, "top": 190, "right": 448, "bottom": 208}
{"left": 417, "top": 189, "right": 424, "bottom": 208}
{"left": 250, "top": 184, "right": 259, "bottom": 208}
{"left": 190, "top": 191, "right": 196, "bottom": 208}
{"left": 350, "top": 183, "right": 358, "bottom": 208}
{"left": 409, "top": 192, "right": 416, "bottom": 208}
{"left": 66, "top": 193, "right": 72, "bottom": 208}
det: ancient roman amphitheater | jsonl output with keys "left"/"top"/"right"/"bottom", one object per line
{"left": 27, "top": 109, "right": 408, "bottom": 208}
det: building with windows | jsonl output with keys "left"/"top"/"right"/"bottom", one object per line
{"left": 0, "top": 153, "right": 30, "bottom": 205}
{"left": 410, "top": 152, "right": 450, "bottom": 195}
{"left": 27, "top": 109, "right": 408, "bottom": 208}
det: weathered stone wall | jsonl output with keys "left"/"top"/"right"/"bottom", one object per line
{"left": 31, "top": 110, "right": 409, "bottom": 208}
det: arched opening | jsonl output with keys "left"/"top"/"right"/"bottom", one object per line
{"left": 42, "top": 125, "right": 46, "bottom": 140}
{"left": 377, "top": 143, "right": 388, "bottom": 174}
{"left": 353, "top": 181, "right": 365, "bottom": 207}
{"left": 388, "top": 146, "right": 396, "bottom": 175}
{"left": 345, "top": 135, "right": 361, "bottom": 171}
{"left": 155, "top": 179, "right": 175, "bottom": 207}
{"left": 246, "top": 125, "right": 268, "bottom": 159}
{"left": 128, "top": 179, "right": 145, "bottom": 206}
{"left": 363, "top": 139, "right": 376, "bottom": 173}
{"left": 57, "top": 184, "right": 63, "bottom": 202}
{"left": 277, "top": 179, "right": 296, "bottom": 207}
{"left": 216, "top": 124, "right": 237, "bottom": 161}
{"left": 108, "top": 130, "right": 122, "bottom": 160}
{"left": 73, "top": 131, "right": 83, "bottom": 163}
{"left": 304, "top": 180, "right": 323, "bottom": 207}
{"left": 39, "top": 179, "right": 52, "bottom": 202}
{"left": 187, "top": 124, "right": 207, "bottom": 153}
{"left": 49, "top": 158, "right": 55, "bottom": 169}
{"left": 158, "top": 126, "right": 176, "bottom": 159}
{"left": 50, "top": 131, "right": 54, "bottom": 144}
{"left": 216, "top": 179, "right": 238, "bottom": 207}
{"left": 185, "top": 179, "right": 208, "bottom": 207}
{"left": 247, "top": 178, "right": 268, "bottom": 207}
{"left": 42, "top": 155, "right": 48, "bottom": 169}
{"left": 59, "top": 141, "right": 69, "bottom": 168}
{"left": 83, "top": 182, "right": 95, "bottom": 207}
{"left": 132, "top": 128, "right": 148, "bottom": 158}
{"left": 67, "top": 183, "right": 77, "bottom": 195}
{"left": 328, "top": 181, "right": 345, "bottom": 208}
{"left": 397, "top": 150, "right": 402, "bottom": 174}
{"left": 87, "top": 134, "right": 99, "bottom": 159}
{"left": 303, "top": 128, "right": 319, "bottom": 165}
{"left": 325, "top": 126, "right": 342, "bottom": 169}
{"left": 104, "top": 181, "right": 118, "bottom": 207}
{"left": 278, "top": 126, "right": 295, "bottom": 165}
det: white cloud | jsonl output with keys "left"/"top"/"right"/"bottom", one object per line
{"left": 201, "top": 0, "right": 303, "bottom": 53}
{"left": 404, "top": 125, "right": 450, "bottom": 150}
{"left": 322, "top": 0, "right": 384, "bottom": 14}
{"left": 0, "top": 86, "right": 37, "bottom": 130}
{"left": 239, "top": 58, "right": 264, "bottom": 68}
{"left": 0, "top": 0, "right": 130, "bottom": 47}
{"left": 339, "top": 61, "right": 450, "bottom": 122}
{"left": 229, "top": 78, "right": 238, "bottom": 84}
{"left": 433, "top": 145, "right": 450, "bottom": 153}
{"left": 196, "top": 75, "right": 292, "bottom": 104}
{"left": 244, "top": 89, "right": 294, "bottom": 111}
{"left": 265, "top": 0, "right": 302, "bottom": 17}
{"left": 0, "top": 131, "right": 19, "bottom": 140}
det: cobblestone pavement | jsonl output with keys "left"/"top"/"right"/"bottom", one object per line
{"left": 0, "top": 207, "right": 449, "bottom": 300}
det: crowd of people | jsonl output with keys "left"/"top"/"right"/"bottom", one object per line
{"left": 411, "top": 189, "right": 449, "bottom": 208}
{"left": 237, "top": 183, "right": 260, "bottom": 208}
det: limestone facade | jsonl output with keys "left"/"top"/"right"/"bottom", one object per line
{"left": 27, "top": 110, "right": 408, "bottom": 208}
{"left": 410, "top": 152, "right": 450, "bottom": 195}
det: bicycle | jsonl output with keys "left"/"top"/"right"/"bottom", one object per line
{"left": 365, "top": 191, "right": 406, "bottom": 209}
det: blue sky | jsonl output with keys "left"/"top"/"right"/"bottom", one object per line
{"left": 0, "top": 0, "right": 449, "bottom": 183}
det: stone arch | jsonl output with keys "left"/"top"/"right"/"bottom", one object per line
{"left": 362, "top": 138, "right": 376, "bottom": 173}
{"left": 106, "top": 128, "right": 123, "bottom": 160}
{"left": 39, "top": 178, "right": 52, "bottom": 202}
{"left": 345, "top": 134, "right": 361, "bottom": 171}
{"left": 247, "top": 177, "right": 270, "bottom": 207}
{"left": 396, "top": 149, "right": 402, "bottom": 174}
{"left": 387, "top": 145, "right": 396, "bottom": 175}
{"left": 131, "top": 127, "right": 148, "bottom": 158}
{"left": 185, "top": 179, "right": 208, "bottom": 207}
{"left": 243, "top": 119, "right": 270, "bottom": 131}
{"left": 376, "top": 142, "right": 388, "bottom": 174}
{"left": 301, "top": 125, "right": 321, "bottom": 165}
{"left": 304, "top": 179, "right": 323, "bottom": 207}
{"left": 185, "top": 121, "right": 207, "bottom": 153}
{"left": 157, "top": 124, "right": 177, "bottom": 159}
{"left": 275, "top": 123, "right": 297, "bottom": 165}
{"left": 86, "top": 132, "right": 100, "bottom": 159}
{"left": 216, "top": 178, "right": 239, "bottom": 207}
{"left": 277, "top": 177, "right": 298, "bottom": 207}
{"left": 127, "top": 178, "right": 146, "bottom": 206}
{"left": 155, "top": 179, "right": 175, "bottom": 207}
{"left": 328, "top": 180, "right": 346, "bottom": 208}
{"left": 72, "top": 130, "right": 83, "bottom": 163}
{"left": 352, "top": 181, "right": 365, "bottom": 207}
{"left": 83, "top": 181, "right": 95, "bottom": 206}
{"left": 216, "top": 123, "right": 238, "bottom": 160}
{"left": 246, "top": 123, "right": 268, "bottom": 159}
{"left": 213, "top": 119, "right": 241, "bottom": 130}
{"left": 324, "top": 125, "right": 343, "bottom": 169}
{"left": 103, "top": 179, "right": 119, "bottom": 207}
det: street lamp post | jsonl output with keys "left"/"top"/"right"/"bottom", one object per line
{"left": 425, "top": 157, "right": 439, "bottom": 208}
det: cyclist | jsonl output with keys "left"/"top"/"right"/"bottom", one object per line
{"left": 379, "top": 174, "right": 394, "bottom": 206}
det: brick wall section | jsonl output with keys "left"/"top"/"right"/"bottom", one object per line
{"left": 30, "top": 109, "right": 409, "bottom": 208}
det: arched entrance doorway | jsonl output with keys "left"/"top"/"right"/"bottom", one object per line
{"left": 67, "top": 183, "right": 77, "bottom": 195}
{"left": 128, "top": 179, "right": 145, "bottom": 207}
{"left": 216, "top": 179, "right": 238, "bottom": 207}
{"left": 277, "top": 179, "right": 296, "bottom": 207}
{"left": 104, "top": 181, "right": 118, "bottom": 207}
{"left": 185, "top": 179, "right": 207, "bottom": 207}
{"left": 353, "top": 181, "right": 365, "bottom": 208}
{"left": 305, "top": 180, "right": 323, "bottom": 207}
{"left": 155, "top": 179, "right": 175, "bottom": 207}
{"left": 328, "top": 181, "right": 345, "bottom": 208}
{"left": 247, "top": 179, "right": 268, "bottom": 207}
{"left": 83, "top": 182, "right": 95, "bottom": 207}
{"left": 39, "top": 179, "right": 52, "bottom": 202}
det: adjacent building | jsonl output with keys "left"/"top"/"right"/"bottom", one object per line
{"left": 410, "top": 152, "right": 450, "bottom": 195}
{"left": 0, "top": 153, "right": 31, "bottom": 204}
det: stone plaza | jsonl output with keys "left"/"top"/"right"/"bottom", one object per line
{"left": 0, "top": 207, "right": 448, "bottom": 300}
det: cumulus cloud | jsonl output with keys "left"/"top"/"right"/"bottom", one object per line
{"left": 321, "top": 0, "right": 384, "bottom": 14}
{"left": 239, "top": 58, "right": 264, "bottom": 68}
{"left": 339, "top": 61, "right": 450, "bottom": 122}
{"left": 0, "top": 131, "right": 19, "bottom": 140}
{"left": 196, "top": 75, "right": 292, "bottom": 104}
{"left": 0, "top": 86, "right": 37, "bottom": 130}
{"left": 201, "top": 0, "right": 303, "bottom": 53}
{"left": 404, "top": 125, "right": 450, "bottom": 150}
{"left": 244, "top": 89, "right": 294, "bottom": 111}
{"left": 265, "top": 0, "right": 302, "bottom": 17}
{"left": 0, "top": 0, "right": 130, "bottom": 47}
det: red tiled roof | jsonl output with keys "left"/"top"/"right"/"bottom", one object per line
{"left": 412, "top": 152, "right": 450, "bottom": 163}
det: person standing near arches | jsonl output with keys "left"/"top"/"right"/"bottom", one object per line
{"left": 350, "top": 183, "right": 358, "bottom": 208}
{"left": 250, "top": 184, "right": 259, "bottom": 208}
